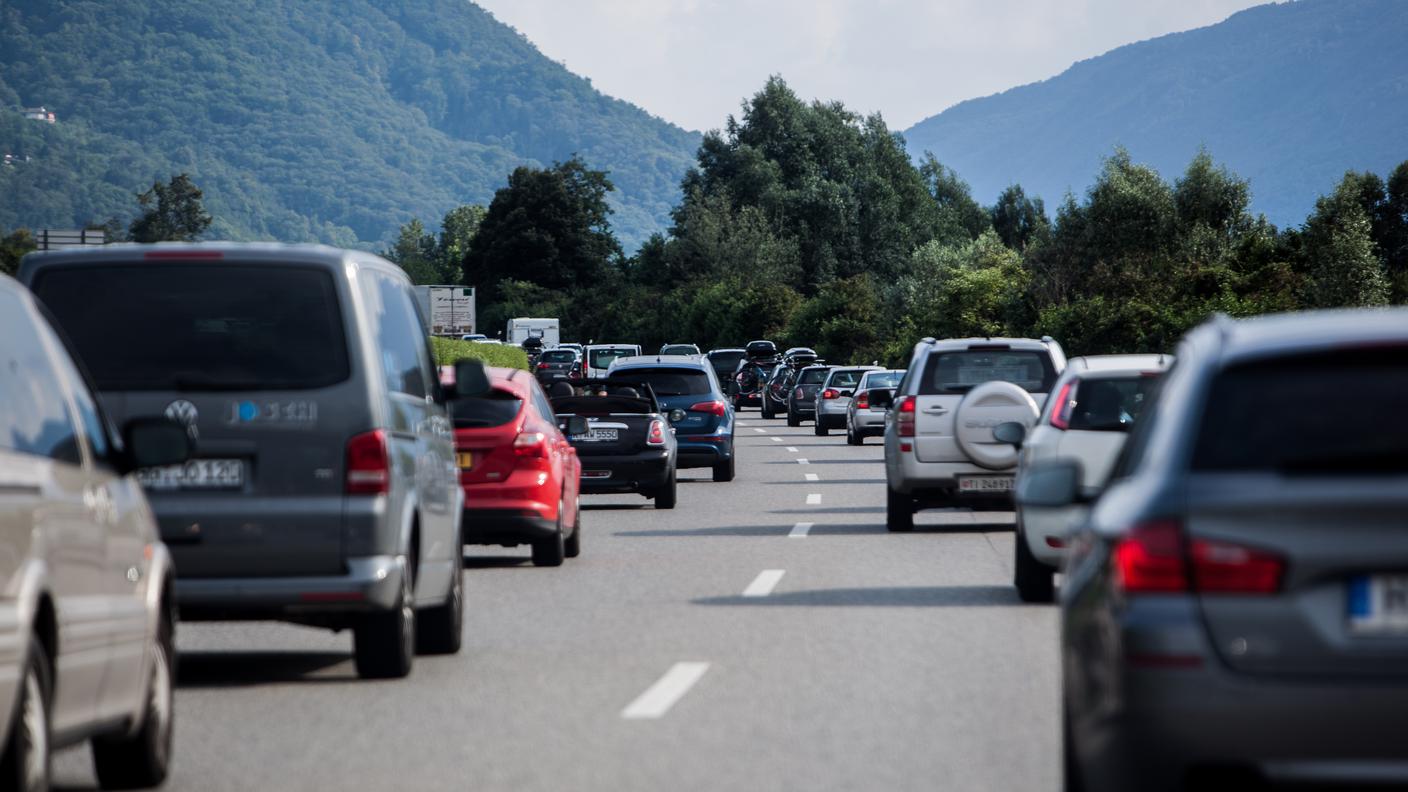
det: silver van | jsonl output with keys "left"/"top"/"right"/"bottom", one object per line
{"left": 22, "top": 243, "right": 464, "bottom": 679}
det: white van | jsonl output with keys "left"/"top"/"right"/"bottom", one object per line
{"left": 506, "top": 318, "right": 560, "bottom": 347}
{"left": 583, "top": 344, "right": 642, "bottom": 378}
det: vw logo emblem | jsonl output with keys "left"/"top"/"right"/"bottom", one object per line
{"left": 164, "top": 400, "right": 199, "bottom": 439}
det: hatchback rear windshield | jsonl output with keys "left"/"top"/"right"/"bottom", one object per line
{"left": 863, "top": 371, "right": 903, "bottom": 389}
{"left": 589, "top": 349, "right": 634, "bottom": 369}
{"left": 1192, "top": 348, "right": 1408, "bottom": 474}
{"left": 1067, "top": 376, "right": 1159, "bottom": 431}
{"left": 920, "top": 350, "right": 1055, "bottom": 395}
{"left": 827, "top": 370, "right": 866, "bottom": 389}
{"left": 449, "top": 388, "right": 523, "bottom": 429}
{"left": 32, "top": 264, "right": 350, "bottom": 391}
{"left": 540, "top": 350, "right": 576, "bottom": 363}
{"left": 662, "top": 345, "right": 698, "bottom": 355}
{"left": 799, "top": 369, "right": 829, "bottom": 385}
{"left": 617, "top": 368, "right": 712, "bottom": 397}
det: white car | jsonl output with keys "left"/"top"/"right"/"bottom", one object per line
{"left": 1006, "top": 353, "right": 1172, "bottom": 602}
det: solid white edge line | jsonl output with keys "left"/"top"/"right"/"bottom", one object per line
{"left": 742, "top": 569, "right": 786, "bottom": 597}
{"left": 622, "top": 662, "right": 711, "bottom": 720}
{"left": 789, "top": 522, "right": 813, "bottom": 538}
{"left": 805, "top": 473, "right": 819, "bottom": 481}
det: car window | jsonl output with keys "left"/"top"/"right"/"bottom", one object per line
{"left": 528, "top": 382, "right": 557, "bottom": 425}
{"left": 662, "top": 345, "right": 697, "bottom": 355}
{"left": 449, "top": 387, "right": 522, "bottom": 428}
{"left": 799, "top": 369, "right": 828, "bottom": 385}
{"left": 590, "top": 348, "right": 633, "bottom": 370}
{"left": 39, "top": 318, "right": 113, "bottom": 465}
{"left": 0, "top": 290, "right": 81, "bottom": 464}
{"left": 828, "top": 370, "right": 864, "bottom": 389}
{"left": 31, "top": 264, "right": 351, "bottom": 392}
{"left": 618, "top": 368, "right": 712, "bottom": 397}
{"left": 541, "top": 350, "right": 576, "bottom": 363}
{"left": 920, "top": 350, "right": 1055, "bottom": 395}
{"left": 1192, "top": 348, "right": 1408, "bottom": 473}
{"left": 1067, "top": 376, "right": 1160, "bottom": 431}
{"left": 864, "top": 371, "right": 903, "bottom": 389}
{"left": 368, "top": 274, "right": 430, "bottom": 398}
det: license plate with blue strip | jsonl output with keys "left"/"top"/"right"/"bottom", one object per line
{"left": 1349, "top": 575, "right": 1408, "bottom": 635}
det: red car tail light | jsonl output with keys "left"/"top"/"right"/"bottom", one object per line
{"left": 689, "top": 400, "right": 727, "bottom": 417}
{"left": 346, "top": 430, "right": 389, "bottom": 495}
{"left": 537, "top": 362, "right": 550, "bottom": 370}
{"left": 1112, "top": 520, "right": 1187, "bottom": 593}
{"left": 856, "top": 392, "right": 870, "bottom": 409}
{"left": 1050, "top": 380, "right": 1077, "bottom": 430}
{"left": 821, "top": 389, "right": 838, "bottom": 400}
{"left": 513, "top": 431, "right": 549, "bottom": 458}
{"left": 896, "top": 396, "right": 916, "bottom": 438}
{"left": 1190, "top": 539, "right": 1284, "bottom": 594}
{"left": 647, "top": 419, "right": 667, "bottom": 445}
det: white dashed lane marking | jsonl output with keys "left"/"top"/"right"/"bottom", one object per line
{"left": 742, "top": 570, "right": 785, "bottom": 597}
{"left": 788, "top": 522, "right": 813, "bottom": 538}
{"left": 622, "top": 663, "right": 711, "bottom": 720}
{"left": 806, "top": 493, "right": 822, "bottom": 505}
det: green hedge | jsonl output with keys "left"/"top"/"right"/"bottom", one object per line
{"left": 430, "top": 337, "right": 530, "bottom": 370}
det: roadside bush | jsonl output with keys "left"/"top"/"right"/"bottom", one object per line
{"left": 429, "top": 337, "right": 529, "bottom": 370}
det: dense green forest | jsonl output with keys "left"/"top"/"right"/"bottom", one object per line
{"left": 452, "top": 78, "right": 1406, "bottom": 361}
{"left": 904, "top": 0, "right": 1408, "bottom": 230}
{"left": 0, "top": 0, "right": 698, "bottom": 250}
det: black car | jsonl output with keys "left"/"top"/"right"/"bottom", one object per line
{"left": 549, "top": 379, "right": 679, "bottom": 508}
{"left": 706, "top": 348, "right": 748, "bottom": 397}
{"left": 534, "top": 347, "right": 581, "bottom": 384}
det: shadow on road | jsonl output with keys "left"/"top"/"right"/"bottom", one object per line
{"left": 177, "top": 651, "right": 354, "bottom": 688}
{"left": 463, "top": 555, "right": 531, "bottom": 568}
{"left": 616, "top": 524, "right": 791, "bottom": 538}
{"left": 767, "top": 479, "right": 885, "bottom": 485}
{"left": 770, "top": 506, "right": 885, "bottom": 514}
{"left": 580, "top": 502, "right": 652, "bottom": 511}
{"left": 767, "top": 458, "right": 881, "bottom": 465}
{"left": 694, "top": 585, "right": 1025, "bottom": 608}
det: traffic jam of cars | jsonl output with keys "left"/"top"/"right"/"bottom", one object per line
{"left": 0, "top": 241, "right": 1405, "bottom": 790}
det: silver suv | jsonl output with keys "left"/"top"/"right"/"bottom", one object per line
{"left": 881, "top": 336, "right": 1065, "bottom": 531}
{"left": 22, "top": 243, "right": 465, "bottom": 679}
{"left": 0, "top": 274, "right": 190, "bottom": 790}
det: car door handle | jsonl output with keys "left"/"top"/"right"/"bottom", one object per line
{"left": 922, "top": 407, "right": 949, "bottom": 415}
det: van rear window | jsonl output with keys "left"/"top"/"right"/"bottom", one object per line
{"left": 1192, "top": 348, "right": 1408, "bottom": 473}
{"left": 32, "top": 264, "right": 350, "bottom": 391}
{"left": 921, "top": 351, "right": 1054, "bottom": 395}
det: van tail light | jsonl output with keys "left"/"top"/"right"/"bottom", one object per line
{"left": 647, "top": 419, "right": 667, "bottom": 445}
{"left": 1112, "top": 519, "right": 1285, "bottom": 595}
{"left": 346, "top": 430, "right": 389, "bottom": 495}
{"left": 896, "top": 396, "right": 916, "bottom": 438}
{"left": 514, "top": 431, "right": 549, "bottom": 459}
{"left": 1050, "top": 380, "right": 1076, "bottom": 430}
{"left": 821, "top": 389, "right": 838, "bottom": 400}
{"left": 689, "top": 400, "right": 727, "bottom": 417}
{"left": 856, "top": 392, "right": 870, "bottom": 409}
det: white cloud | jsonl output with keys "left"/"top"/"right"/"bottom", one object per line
{"left": 475, "top": 0, "right": 1271, "bottom": 131}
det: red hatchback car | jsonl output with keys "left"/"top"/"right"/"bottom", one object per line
{"left": 449, "top": 366, "right": 582, "bottom": 566}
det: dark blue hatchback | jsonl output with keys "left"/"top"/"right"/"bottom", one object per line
{"left": 607, "top": 355, "right": 736, "bottom": 481}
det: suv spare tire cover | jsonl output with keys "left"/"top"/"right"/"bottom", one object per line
{"left": 954, "top": 381, "right": 1039, "bottom": 470}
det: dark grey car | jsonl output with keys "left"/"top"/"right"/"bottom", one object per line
{"left": 22, "top": 243, "right": 464, "bottom": 679}
{"left": 1020, "top": 309, "right": 1408, "bottom": 790}
{"left": 786, "top": 365, "right": 831, "bottom": 427}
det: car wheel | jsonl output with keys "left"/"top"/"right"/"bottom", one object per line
{"left": 846, "top": 425, "right": 862, "bottom": 445}
{"left": 1063, "top": 701, "right": 1086, "bottom": 792}
{"left": 414, "top": 558, "right": 463, "bottom": 655}
{"left": 1014, "top": 526, "right": 1055, "bottom": 603}
{"left": 885, "top": 485, "right": 914, "bottom": 532}
{"left": 93, "top": 614, "right": 174, "bottom": 789}
{"left": 0, "top": 638, "right": 51, "bottom": 792}
{"left": 814, "top": 421, "right": 829, "bottom": 436}
{"left": 712, "top": 452, "right": 735, "bottom": 482}
{"left": 760, "top": 400, "right": 774, "bottom": 419}
{"left": 564, "top": 497, "right": 582, "bottom": 558}
{"left": 655, "top": 469, "right": 678, "bottom": 509}
{"left": 354, "top": 563, "right": 415, "bottom": 679}
{"left": 532, "top": 507, "right": 567, "bottom": 567}
{"left": 786, "top": 411, "right": 800, "bottom": 428}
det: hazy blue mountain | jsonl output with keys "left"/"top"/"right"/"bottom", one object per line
{"left": 0, "top": 0, "right": 700, "bottom": 250}
{"left": 904, "top": 0, "right": 1408, "bottom": 227}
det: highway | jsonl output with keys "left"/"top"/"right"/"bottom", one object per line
{"left": 55, "top": 419, "right": 1060, "bottom": 791}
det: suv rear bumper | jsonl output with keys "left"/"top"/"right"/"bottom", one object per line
{"left": 176, "top": 555, "right": 405, "bottom": 621}
{"left": 676, "top": 437, "right": 732, "bottom": 469}
{"left": 887, "top": 453, "right": 1015, "bottom": 507}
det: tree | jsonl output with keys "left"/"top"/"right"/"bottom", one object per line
{"left": 0, "top": 228, "right": 38, "bottom": 277}
{"left": 436, "top": 204, "right": 486, "bottom": 282}
{"left": 919, "top": 154, "right": 989, "bottom": 245}
{"left": 1299, "top": 175, "right": 1390, "bottom": 308}
{"left": 384, "top": 218, "right": 439, "bottom": 284}
{"left": 989, "top": 185, "right": 1049, "bottom": 253}
{"left": 1385, "top": 161, "right": 1408, "bottom": 302}
{"left": 127, "top": 174, "right": 212, "bottom": 243}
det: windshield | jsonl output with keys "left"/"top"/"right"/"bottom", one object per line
{"left": 449, "top": 388, "right": 523, "bottom": 428}
{"left": 589, "top": 348, "right": 634, "bottom": 369}
{"left": 863, "top": 371, "right": 903, "bottom": 389}
{"left": 541, "top": 350, "right": 576, "bottom": 363}
{"left": 1067, "top": 376, "right": 1159, "bottom": 431}
{"left": 799, "top": 369, "right": 829, "bottom": 385}
{"left": 920, "top": 350, "right": 1055, "bottom": 395}
{"left": 620, "top": 368, "right": 713, "bottom": 397}
{"left": 32, "top": 264, "right": 350, "bottom": 391}
{"left": 827, "top": 370, "right": 866, "bottom": 389}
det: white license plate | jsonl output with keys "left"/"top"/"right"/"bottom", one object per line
{"left": 958, "top": 475, "right": 1013, "bottom": 493}
{"left": 573, "top": 429, "right": 618, "bottom": 442}
{"left": 138, "top": 459, "right": 244, "bottom": 490}
{"left": 1349, "top": 575, "right": 1408, "bottom": 634}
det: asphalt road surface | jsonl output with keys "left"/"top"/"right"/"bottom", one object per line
{"left": 55, "top": 418, "right": 1060, "bottom": 791}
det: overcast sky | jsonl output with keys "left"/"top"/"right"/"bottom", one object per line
{"left": 476, "top": 0, "right": 1273, "bottom": 132}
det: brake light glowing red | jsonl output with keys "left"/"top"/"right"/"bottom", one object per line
{"left": 821, "top": 389, "right": 838, "bottom": 400}
{"left": 689, "top": 400, "right": 727, "bottom": 417}
{"left": 1050, "top": 380, "right": 1076, "bottom": 430}
{"left": 647, "top": 419, "right": 667, "bottom": 445}
{"left": 513, "top": 431, "right": 549, "bottom": 458}
{"left": 896, "top": 396, "right": 916, "bottom": 438}
{"left": 1190, "top": 539, "right": 1284, "bottom": 594}
{"left": 1112, "top": 520, "right": 1187, "bottom": 593}
{"left": 346, "top": 430, "right": 389, "bottom": 495}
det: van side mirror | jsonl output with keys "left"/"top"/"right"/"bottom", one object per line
{"left": 868, "top": 389, "right": 894, "bottom": 408}
{"left": 453, "top": 359, "right": 491, "bottom": 398}
{"left": 993, "top": 421, "right": 1026, "bottom": 447}
{"left": 122, "top": 418, "right": 193, "bottom": 472}
{"left": 1016, "top": 459, "right": 1086, "bottom": 508}
{"left": 565, "top": 416, "right": 589, "bottom": 437}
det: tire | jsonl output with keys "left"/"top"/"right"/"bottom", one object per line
{"left": 814, "top": 421, "right": 829, "bottom": 436}
{"left": 93, "top": 615, "right": 174, "bottom": 789}
{"left": 761, "top": 401, "right": 775, "bottom": 420}
{"left": 1014, "top": 525, "right": 1055, "bottom": 603}
{"left": 0, "top": 638, "right": 51, "bottom": 792}
{"left": 846, "top": 425, "right": 862, "bottom": 446}
{"left": 354, "top": 563, "right": 415, "bottom": 679}
{"left": 786, "top": 411, "right": 800, "bottom": 428}
{"left": 654, "top": 469, "right": 678, "bottom": 509}
{"left": 532, "top": 511, "right": 567, "bottom": 567}
{"left": 886, "top": 485, "right": 914, "bottom": 532}
{"left": 1063, "top": 701, "right": 1086, "bottom": 792}
{"left": 712, "top": 453, "right": 735, "bottom": 483}
{"left": 414, "top": 559, "right": 463, "bottom": 655}
{"left": 564, "top": 498, "right": 582, "bottom": 558}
